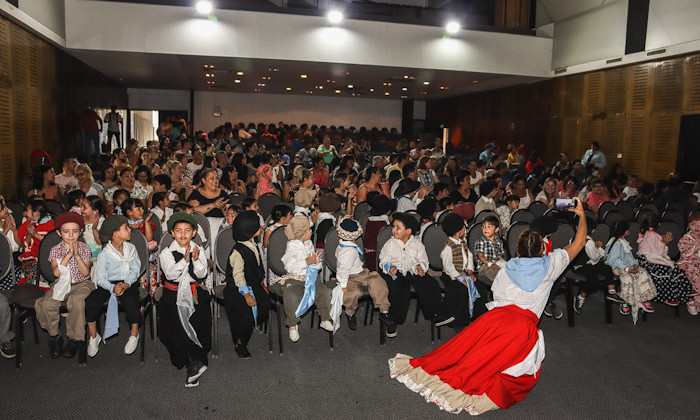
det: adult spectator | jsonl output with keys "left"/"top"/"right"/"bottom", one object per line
{"left": 100, "top": 163, "right": 118, "bottom": 191}
{"left": 70, "top": 163, "right": 104, "bottom": 199}
{"left": 552, "top": 152, "right": 572, "bottom": 175}
{"left": 317, "top": 135, "right": 339, "bottom": 167}
{"left": 417, "top": 156, "right": 439, "bottom": 190}
{"left": 80, "top": 105, "right": 103, "bottom": 162}
{"left": 28, "top": 165, "right": 63, "bottom": 201}
{"left": 386, "top": 152, "right": 408, "bottom": 180}
{"left": 104, "top": 167, "right": 148, "bottom": 212}
{"left": 187, "top": 167, "right": 229, "bottom": 218}
{"left": 583, "top": 178, "right": 611, "bottom": 216}
{"left": 54, "top": 155, "right": 79, "bottom": 191}
{"left": 559, "top": 176, "right": 580, "bottom": 199}
{"left": 186, "top": 148, "right": 204, "bottom": 181}
{"left": 509, "top": 174, "right": 535, "bottom": 210}
{"left": 220, "top": 166, "right": 247, "bottom": 196}
{"left": 357, "top": 166, "right": 390, "bottom": 203}
{"left": 525, "top": 152, "right": 544, "bottom": 176}
{"left": 581, "top": 141, "right": 607, "bottom": 172}
{"left": 431, "top": 138, "right": 445, "bottom": 159}
{"left": 479, "top": 143, "right": 496, "bottom": 166}
{"left": 104, "top": 105, "right": 123, "bottom": 150}
{"left": 451, "top": 170, "right": 478, "bottom": 205}
{"left": 312, "top": 157, "right": 331, "bottom": 189}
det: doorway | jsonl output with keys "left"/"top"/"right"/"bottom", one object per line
{"left": 677, "top": 114, "right": 700, "bottom": 182}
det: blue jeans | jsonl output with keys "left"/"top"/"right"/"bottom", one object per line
{"left": 84, "top": 131, "right": 100, "bottom": 161}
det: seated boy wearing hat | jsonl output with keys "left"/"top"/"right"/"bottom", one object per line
{"left": 84, "top": 215, "right": 142, "bottom": 358}
{"left": 315, "top": 194, "right": 341, "bottom": 249}
{"left": 440, "top": 213, "right": 479, "bottom": 329}
{"left": 223, "top": 211, "right": 270, "bottom": 359}
{"left": 395, "top": 178, "right": 424, "bottom": 213}
{"left": 336, "top": 218, "right": 394, "bottom": 330}
{"left": 35, "top": 212, "right": 95, "bottom": 359}
{"left": 293, "top": 188, "right": 318, "bottom": 227}
{"left": 158, "top": 211, "right": 211, "bottom": 387}
{"left": 271, "top": 215, "right": 333, "bottom": 342}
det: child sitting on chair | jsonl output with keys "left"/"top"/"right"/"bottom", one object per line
{"left": 150, "top": 191, "right": 172, "bottom": 235}
{"left": 223, "top": 211, "right": 270, "bottom": 359}
{"left": 34, "top": 212, "right": 95, "bottom": 359}
{"left": 17, "top": 200, "right": 54, "bottom": 286}
{"left": 121, "top": 198, "right": 155, "bottom": 250}
{"left": 335, "top": 218, "right": 393, "bottom": 331}
{"left": 158, "top": 212, "right": 211, "bottom": 387}
{"left": 270, "top": 215, "right": 333, "bottom": 342}
{"left": 440, "top": 213, "right": 480, "bottom": 329}
{"left": 474, "top": 216, "right": 506, "bottom": 285}
{"left": 84, "top": 215, "right": 141, "bottom": 357}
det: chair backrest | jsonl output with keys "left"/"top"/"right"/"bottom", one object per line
{"left": 657, "top": 220, "right": 683, "bottom": 260}
{"left": 665, "top": 202, "right": 684, "bottom": 213}
{"left": 192, "top": 211, "right": 211, "bottom": 248}
{"left": 214, "top": 226, "right": 236, "bottom": 275}
{"left": 602, "top": 210, "right": 623, "bottom": 227}
{"left": 474, "top": 210, "right": 498, "bottom": 224}
{"left": 44, "top": 199, "right": 65, "bottom": 217}
{"left": 422, "top": 223, "right": 448, "bottom": 271}
{"left": 405, "top": 210, "right": 421, "bottom": 221}
{"left": 266, "top": 226, "right": 288, "bottom": 277}
{"left": 615, "top": 201, "right": 635, "bottom": 221}
{"left": 358, "top": 212, "right": 371, "bottom": 232}
{"left": 375, "top": 225, "right": 394, "bottom": 271}
{"left": 506, "top": 222, "right": 530, "bottom": 259}
{"left": 38, "top": 230, "right": 63, "bottom": 283}
{"left": 639, "top": 203, "right": 659, "bottom": 216}
{"left": 437, "top": 210, "right": 452, "bottom": 225}
{"left": 323, "top": 227, "right": 363, "bottom": 273}
{"left": 549, "top": 222, "right": 575, "bottom": 250}
{"left": 662, "top": 209, "right": 686, "bottom": 231}
{"left": 528, "top": 201, "right": 548, "bottom": 217}
{"left": 6, "top": 200, "right": 25, "bottom": 228}
{"left": 128, "top": 228, "right": 149, "bottom": 278}
{"left": 597, "top": 202, "right": 616, "bottom": 221}
{"left": 625, "top": 221, "right": 641, "bottom": 255}
{"left": 467, "top": 222, "right": 483, "bottom": 257}
{"left": 228, "top": 193, "right": 245, "bottom": 207}
{"left": 150, "top": 215, "right": 163, "bottom": 244}
{"left": 635, "top": 208, "right": 654, "bottom": 224}
{"left": 510, "top": 209, "right": 534, "bottom": 224}
{"left": 0, "top": 232, "right": 14, "bottom": 282}
{"left": 591, "top": 222, "right": 610, "bottom": 244}
{"left": 584, "top": 210, "right": 596, "bottom": 222}
{"left": 353, "top": 201, "right": 370, "bottom": 221}
{"left": 258, "top": 193, "right": 282, "bottom": 220}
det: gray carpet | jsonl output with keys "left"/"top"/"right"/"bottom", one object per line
{"left": 2, "top": 293, "right": 700, "bottom": 419}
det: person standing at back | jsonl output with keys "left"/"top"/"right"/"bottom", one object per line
{"left": 104, "top": 105, "right": 124, "bottom": 150}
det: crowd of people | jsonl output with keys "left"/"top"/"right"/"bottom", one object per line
{"left": 1, "top": 121, "right": 699, "bottom": 405}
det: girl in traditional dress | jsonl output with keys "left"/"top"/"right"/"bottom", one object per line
{"left": 389, "top": 198, "right": 588, "bottom": 415}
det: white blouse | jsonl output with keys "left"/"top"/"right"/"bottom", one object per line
{"left": 281, "top": 239, "right": 322, "bottom": 277}
{"left": 379, "top": 235, "right": 429, "bottom": 276}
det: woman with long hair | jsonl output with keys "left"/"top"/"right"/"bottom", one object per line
{"left": 29, "top": 165, "right": 63, "bottom": 201}
{"left": 357, "top": 166, "right": 389, "bottom": 203}
{"left": 220, "top": 166, "right": 246, "bottom": 195}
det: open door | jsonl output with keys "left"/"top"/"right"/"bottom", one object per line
{"left": 677, "top": 114, "right": 700, "bottom": 182}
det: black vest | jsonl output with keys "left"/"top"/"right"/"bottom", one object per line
{"left": 162, "top": 248, "right": 207, "bottom": 285}
{"left": 226, "top": 242, "right": 265, "bottom": 288}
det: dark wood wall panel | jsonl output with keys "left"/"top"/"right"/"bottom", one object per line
{"left": 426, "top": 52, "right": 700, "bottom": 183}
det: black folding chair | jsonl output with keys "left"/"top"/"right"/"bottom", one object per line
{"left": 258, "top": 193, "right": 282, "bottom": 221}
{"left": 510, "top": 209, "right": 534, "bottom": 224}
{"left": 44, "top": 199, "right": 66, "bottom": 217}
{"left": 474, "top": 210, "right": 498, "bottom": 224}
{"left": 528, "top": 201, "right": 548, "bottom": 218}
{"left": 192, "top": 211, "right": 211, "bottom": 250}
{"left": 506, "top": 222, "right": 530, "bottom": 259}
{"left": 353, "top": 201, "right": 370, "bottom": 221}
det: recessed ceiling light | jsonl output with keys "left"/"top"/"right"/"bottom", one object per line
{"left": 319, "top": 86, "right": 324, "bottom": 89}
{"left": 369, "top": 88, "right": 374, "bottom": 92}
{"left": 196, "top": 1, "right": 212, "bottom": 15}
{"left": 300, "top": 74, "right": 308, "bottom": 79}
{"left": 234, "top": 79, "right": 241, "bottom": 83}
{"left": 346, "top": 72, "right": 351, "bottom": 76}
{"left": 335, "top": 90, "right": 341, "bottom": 94}
{"left": 347, "top": 84, "right": 353, "bottom": 88}
{"left": 423, "top": 81, "right": 430, "bottom": 85}
{"left": 401, "top": 95, "right": 408, "bottom": 99}
{"left": 258, "top": 83, "right": 265, "bottom": 87}
{"left": 237, "top": 71, "right": 244, "bottom": 76}
{"left": 445, "top": 21, "right": 460, "bottom": 34}
{"left": 421, "top": 91, "right": 427, "bottom": 95}
{"left": 403, "top": 75, "right": 409, "bottom": 79}
{"left": 286, "top": 87, "right": 292, "bottom": 91}
{"left": 402, "top": 87, "right": 407, "bottom": 91}
{"left": 273, "top": 68, "right": 279, "bottom": 72}
{"left": 328, "top": 10, "right": 343, "bottom": 24}
{"left": 384, "top": 92, "right": 390, "bottom": 96}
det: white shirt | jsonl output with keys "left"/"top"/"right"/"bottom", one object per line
{"left": 584, "top": 236, "right": 606, "bottom": 265}
{"left": 272, "top": 166, "right": 286, "bottom": 184}
{"left": 54, "top": 174, "right": 77, "bottom": 191}
{"left": 379, "top": 235, "right": 429, "bottom": 276}
{"left": 396, "top": 195, "right": 419, "bottom": 213}
{"left": 622, "top": 186, "right": 638, "bottom": 198}
{"left": 159, "top": 240, "right": 208, "bottom": 283}
{"left": 186, "top": 162, "right": 203, "bottom": 180}
{"left": 281, "top": 239, "right": 321, "bottom": 276}
{"left": 151, "top": 206, "right": 173, "bottom": 234}
{"left": 440, "top": 237, "right": 474, "bottom": 280}
{"left": 335, "top": 239, "right": 364, "bottom": 288}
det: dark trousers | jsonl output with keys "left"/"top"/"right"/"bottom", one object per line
{"left": 381, "top": 272, "right": 446, "bottom": 324}
{"left": 158, "top": 287, "right": 212, "bottom": 369}
{"left": 107, "top": 130, "right": 121, "bottom": 149}
{"left": 222, "top": 284, "right": 271, "bottom": 346}
{"left": 575, "top": 262, "right": 615, "bottom": 295}
{"left": 84, "top": 281, "right": 141, "bottom": 325}
{"left": 440, "top": 274, "right": 470, "bottom": 328}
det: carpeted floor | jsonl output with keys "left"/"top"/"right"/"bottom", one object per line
{"left": 2, "top": 293, "right": 700, "bottom": 420}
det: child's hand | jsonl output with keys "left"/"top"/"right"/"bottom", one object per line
{"left": 595, "top": 241, "right": 603, "bottom": 248}
{"left": 26, "top": 224, "right": 36, "bottom": 236}
{"left": 416, "top": 265, "right": 425, "bottom": 277}
{"left": 244, "top": 293, "right": 256, "bottom": 307}
{"left": 191, "top": 246, "right": 200, "bottom": 261}
{"left": 389, "top": 266, "right": 398, "bottom": 277}
{"left": 145, "top": 212, "right": 154, "bottom": 223}
{"left": 184, "top": 245, "right": 191, "bottom": 262}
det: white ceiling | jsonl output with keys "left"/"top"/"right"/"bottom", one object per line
{"left": 68, "top": 49, "right": 543, "bottom": 100}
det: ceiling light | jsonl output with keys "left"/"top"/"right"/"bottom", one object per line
{"left": 401, "top": 95, "right": 408, "bottom": 99}
{"left": 472, "top": 80, "right": 479, "bottom": 84}
{"left": 234, "top": 79, "right": 241, "bottom": 83}
{"left": 423, "top": 81, "right": 430, "bottom": 85}
{"left": 369, "top": 88, "right": 374, "bottom": 92}
{"left": 335, "top": 90, "right": 341, "bottom": 94}
{"left": 384, "top": 92, "right": 390, "bottom": 96}
{"left": 346, "top": 72, "right": 351, "bottom": 76}
{"left": 237, "top": 71, "right": 244, "bottom": 76}
{"left": 328, "top": 10, "right": 343, "bottom": 25}
{"left": 319, "top": 86, "right": 324, "bottom": 89}
{"left": 286, "top": 87, "right": 292, "bottom": 91}
{"left": 273, "top": 68, "right": 279, "bottom": 72}
{"left": 347, "top": 84, "right": 353, "bottom": 88}
{"left": 300, "top": 74, "right": 308, "bottom": 79}
{"left": 258, "top": 83, "right": 265, "bottom": 87}
{"left": 196, "top": 1, "right": 212, "bottom": 15}
{"left": 445, "top": 21, "right": 460, "bottom": 34}
{"left": 404, "top": 75, "right": 409, "bottom": 79}
{"left": 402, "top": 87, "right": 407, "bottom": 91}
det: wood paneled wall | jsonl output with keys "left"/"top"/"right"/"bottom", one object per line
{"left": 426, "top": 53, "right": 700, "bottom": 183}
{"left": 0, "top": 15, "right": 58, "bottom": 199}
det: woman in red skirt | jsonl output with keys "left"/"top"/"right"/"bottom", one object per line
{"left": 389, "top": 198, "right": 587, "bottom": 415}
